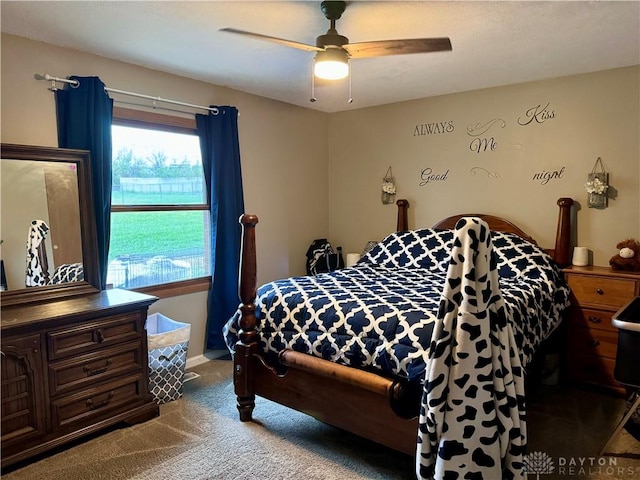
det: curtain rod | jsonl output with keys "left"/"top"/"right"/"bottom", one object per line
{"left": 36, "top": 73, "right": 219, "bottom": 114}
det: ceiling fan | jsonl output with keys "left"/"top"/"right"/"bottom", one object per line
{"left": 220, "top": 1, "right": 452, "bottom": 81}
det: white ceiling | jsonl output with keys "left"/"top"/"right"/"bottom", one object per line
{"left": 2, "top": 1, "right": 639, "bottom": 113}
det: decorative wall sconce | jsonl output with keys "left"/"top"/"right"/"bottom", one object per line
{"left": 381, "top": 167, "right": 397, "bottom": 205}
{"left": 585, "top": 157, "right": 608, "bottom": 209}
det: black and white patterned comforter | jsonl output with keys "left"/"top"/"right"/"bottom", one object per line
{"left": 224, "top": 226, "right": 570, "bottom": 384}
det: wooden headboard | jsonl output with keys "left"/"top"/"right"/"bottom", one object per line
{"left": 395, "top": 198, "right": 574, "bottom": 266}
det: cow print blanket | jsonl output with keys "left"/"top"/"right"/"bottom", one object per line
{"left": 417, "top": 217, "right": 528, "bottom": 479}
{"left": 25, "top": 219, "right": 50, "bottom": 287}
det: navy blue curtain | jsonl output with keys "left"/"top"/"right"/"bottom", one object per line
{"left": 196, "top": 107, "right": 245, "bottom": 350}
{"left": 55, "top": 76, "right": 113, "bottom": 290}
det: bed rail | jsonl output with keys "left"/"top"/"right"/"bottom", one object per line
{"left": 279, "top": 349, "right": 398, "bottom": 398}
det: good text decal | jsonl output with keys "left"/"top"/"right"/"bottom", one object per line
{"left": 419, "top": 168, "right": 450, "bottom": 186}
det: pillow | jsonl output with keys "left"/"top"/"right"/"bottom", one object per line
{"left": 49, "top": 262, "right": 84, "bottom": 284}
{"left": 490, "top": 231, "right": 557, "bottom": 280}
{"left": 359, "top": 229, "right": 453, "bottom": 272}
{"left": 360, "top": 227, "right": 559, "bottom": 282}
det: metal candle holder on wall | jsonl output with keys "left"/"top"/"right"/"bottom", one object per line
{"left": 586, "top": 157, "right": 608, "bottom": 209}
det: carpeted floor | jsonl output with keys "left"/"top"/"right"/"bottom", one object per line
{"left": 526, "top": 383, "right": 640, "bottom": 480}
{"left": 2, "top": 359, "right": 639, "bottom": 480}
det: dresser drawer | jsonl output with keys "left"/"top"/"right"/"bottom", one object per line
{"left": 47, "top": 312, "right": 143, "bottom": 360}
{"left": 568, "top": 307, "right": 617, "bottom": 333}
{"left": 566, "top": 275, "right": 636, "bottom": 309}
{"left": 568, "top": 327, "right": 618, "bottom": 359}
{"left": 48, "top": 340, "right": 144, "bottom": 396}
{"left": 50, "top": 374, "right": 145, "bottom": 430}
{"left": 567, "top": 353, "right": 618, "bottom": 388}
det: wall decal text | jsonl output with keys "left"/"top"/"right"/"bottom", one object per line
{"left": 532, "top": 167, "right": 566, "bottom": 185}
{"left": 467, "top": 118, "right": 505, "bottom": 154}
{"left": 413, "top": 121, "right": 455, "bottom": 136}
{"left": 470, "top": 137, "right": 498, "bottom": 153}
{"left": 419, "top": 168, "right": 450, "bottom": 186}
{"left": 518, "top": 102, "right": 556, "bottom": 126}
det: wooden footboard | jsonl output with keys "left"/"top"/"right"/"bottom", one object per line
{"left": 233, "top": 197, "right": 574, "bottom": 457}
{"left": 250, "top": 350, "right": 418, "bottom": 455}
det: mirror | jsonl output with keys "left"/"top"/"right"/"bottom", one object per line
{"left": 0, "top": 143, "right": 100, "bottom": 307}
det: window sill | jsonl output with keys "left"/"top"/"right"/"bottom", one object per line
{"left": 128, "top": 276, "right": 211, "bottom": 299}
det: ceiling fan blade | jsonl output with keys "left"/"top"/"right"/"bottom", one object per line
{"left": 343, "top": 38, "right": 452, "bottom": 59}
{"left": 220, "top": 28, "right": 324, "bottom": 53}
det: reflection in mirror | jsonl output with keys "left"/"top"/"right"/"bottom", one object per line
{"left": 0, "top": 144, "right": 100, "bottom": 307}
{"left": 2, "top": 159, "right": 83, "bottom": 289}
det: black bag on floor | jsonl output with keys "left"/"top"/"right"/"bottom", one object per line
{"left": 306, "top": 239, "right": 344, "bottom": 275}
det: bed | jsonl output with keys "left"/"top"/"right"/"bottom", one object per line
{"left": 224, "top": 198, "right": 574, "bottom": 479}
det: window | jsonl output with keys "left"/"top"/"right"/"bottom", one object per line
{"left": 107, "top": 108, "right": 210, "bottom": 296}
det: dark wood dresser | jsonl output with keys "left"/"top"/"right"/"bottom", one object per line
{"left": 563, "top": 266, "right": 640, "bottom": 394}
{"left": 1, "top": 289, "right": 160, "bottom": 469}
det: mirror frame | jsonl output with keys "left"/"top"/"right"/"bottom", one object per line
{"left": 1, "top": 143, "right": 101, "bottom": 307}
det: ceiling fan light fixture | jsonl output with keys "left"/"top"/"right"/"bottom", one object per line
{"left": 314, "top": 49, "right": 349, "bottom": 80}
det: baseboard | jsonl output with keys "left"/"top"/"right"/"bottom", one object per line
{"left": 186, "top": 354, "right": 210, "bottom": 370}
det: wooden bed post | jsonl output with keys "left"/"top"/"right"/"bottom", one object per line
{"left": 396, "top": 199, "right": 410, "bottom": 232}
{"left": 554, "top": 197, "right": 574, "bottom": 267}
{"left": 235, "top": 213, "right": 259, "bottom": 421}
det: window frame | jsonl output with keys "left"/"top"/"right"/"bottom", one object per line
{"left": 110, "top": 107, "right": 211, "bottom": 298}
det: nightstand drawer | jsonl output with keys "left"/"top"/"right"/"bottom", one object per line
{"left": 568, "top": 308, "right": 617, "bottom": 333}
{"left": 568, "top": 327, "right": 618, "bottom": 359}
{"left": 48, "top": 313, "right": 143, "bottom": 360}
{"left": 567, "top": 275, "right": 636, "bottom": 309}
{"left": 49, "top": 340, "right": 143, "bottom": 396}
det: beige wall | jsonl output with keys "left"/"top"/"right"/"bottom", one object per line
{"left": 1, "top": 34, "right": 330, "bottom": 358}
{"left": 328, "top": 66, "right": 640, "bottom": 267}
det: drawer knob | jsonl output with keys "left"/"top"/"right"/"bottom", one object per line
{"left": 587, "top": 316, "right": 602, "bottom": 324}
{"left": 596, "top": 288, "right": 604, "bottom": 295}
{"left": 83, "top": 359, "right": 112, "bottom": 377}
{"left": 589, "top": 339, "right": 601, "bottom": 348}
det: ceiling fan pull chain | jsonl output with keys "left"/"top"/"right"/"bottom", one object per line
{"left": 348, "top": 69, "right": 353, "bottom": 104}
{"left": 310, "top": 61, "right": 317, "bottom": 103}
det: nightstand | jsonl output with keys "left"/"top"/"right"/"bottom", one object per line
{"left": 563, "top": 266, "right": 640, "bottom": 394}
